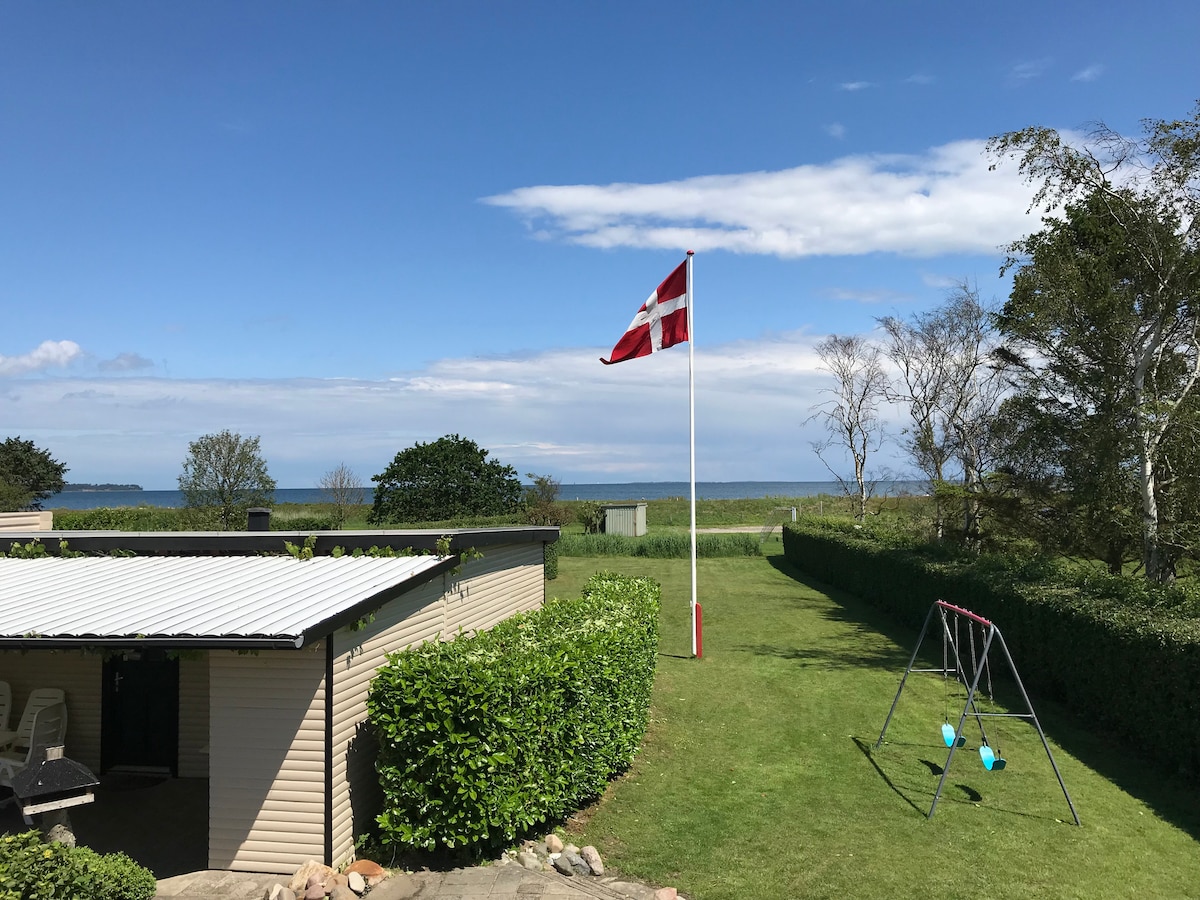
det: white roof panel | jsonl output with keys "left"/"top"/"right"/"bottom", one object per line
{"left": 0, "top": 555, "right": 454, "bottom": 648}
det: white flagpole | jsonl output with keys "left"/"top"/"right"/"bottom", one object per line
{"left": 686, "top": 250, "right": 699, "bottom": 658}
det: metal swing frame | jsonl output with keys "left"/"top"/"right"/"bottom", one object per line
{"left": 875, "top": 600, "right": 1080, "bottom": 825}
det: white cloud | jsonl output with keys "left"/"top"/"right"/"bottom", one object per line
{"left": 0, "top": 340, "right": 82, "bottom": 376}
{"left": 824, "top": 122, "right": 847, "bottom": 139}
{"left": 839, "top": 81, "right": 872, "bottom": 91}
{"left": 484, "top": 140, "right": 1042, "bottom": 258}
{"left": 1009, "top": 59, "right": 1051, "bottom": 82}
{"left": 2, "top": 333, "right": 909, "bottom": 487}
{"left": 1071, "top": 64, "right": 1104, "bottom": 82}
{"left": 823, "top": 287, "right": 911, "bottom": 305}
{"left": 99, "top": 352, "right": 155, "bottom": 373}
{"left": 905, "top": 74, "right": 934, "bottom": 85}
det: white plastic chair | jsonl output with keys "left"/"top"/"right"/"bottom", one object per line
{"left": 6, "top": 688, "right": 65, "bottom": 753}
{"left": 0, "top": 701, "right": 68, "bottom": 788}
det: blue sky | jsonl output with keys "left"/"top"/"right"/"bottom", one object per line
{"left": 2, "top": 1, "right": 1197, "bottom": 489}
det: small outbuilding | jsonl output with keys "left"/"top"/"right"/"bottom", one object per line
{"left": 601, "top": 502, "right": 647, "bottom": 537}
{"left": 0, "top": 526, "right": 557, "bottom": 874}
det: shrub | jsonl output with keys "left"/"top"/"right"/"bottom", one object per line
{"left": 368, "top": 572, "right": 660, "bottom": 852}
{"left": 271, "top": 514, "right": 336, "bottom": 531}
{"left": 543, "top": 540, "right": 559, "bottom": 580}
{"left": 576, "top": 501, "right": 605, "bottom": 534}
{"left": 53, "top": 506, "right": 183, "bottom": 531}
{"left": 0, "top": 830, "right": 156, "bottom": 900}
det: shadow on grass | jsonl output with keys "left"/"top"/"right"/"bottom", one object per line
{"left": 771, "top": 552, "right": 1200, "bottom": 842}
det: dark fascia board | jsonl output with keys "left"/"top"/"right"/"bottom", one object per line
{"left": 3, "top": 526, "right": 559, "bottom": 556}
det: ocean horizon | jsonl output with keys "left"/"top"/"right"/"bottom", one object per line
{"left": 46, "top": 480, "right": 926, "bottom": 511}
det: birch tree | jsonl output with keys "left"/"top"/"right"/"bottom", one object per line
{"left": 989, "top": 103, "right": 1200, "bottom": 581}
{"left": 810, "top": 334, "right": 888, "bottom": 521}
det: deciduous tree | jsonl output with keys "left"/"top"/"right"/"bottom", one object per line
{"left": 0, "top": 437, "right": 68, "bottom": 511}
{"left": 369, "top": 434, "right": 522, "bottom": 525}
{"left": 989, "top": 103, "right": 1200, "bottom": 580}
{"left": 318, "top": 462, "right": 366, "bottom": 529}
{"left": 178, "top": 430, "right": 276, "bottom": 530}
{"left": 809, "top": 334, "right": 888, "bottom": 521}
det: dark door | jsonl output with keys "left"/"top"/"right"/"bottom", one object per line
{"left": 101, "top": 652, "right": 179, "bottom": 774}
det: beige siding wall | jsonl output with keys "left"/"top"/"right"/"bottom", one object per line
{"left": 326, "top": 542, "right": 546, "bottom": 868}
{"left": 0, "top": 511, "right": 52, "bottom": 531}
{"left": 208, "top": 647, "right": 327, "bottom": 874}
{"left": 0, "top": 651, "right": 102, "bottom": 769}
{"left": 178, "top": 654, "right": 209, "bottom": 778}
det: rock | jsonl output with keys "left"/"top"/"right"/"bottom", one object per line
{"left": 552, "top": 854, "right": 575, "bottom": 876}
{"left": 517, "top": 850, "right": 542, "bottom": 871}
{"left": 265, "top": 886, "right": 296, "bottom": 900}
{"left": 303, "top": 884, "right": 326, "bottom": 900}
{"left": 344, "top": 860, "right": 388, "bottom": 887}
{"left": 581, "top": 845, "right": 605, "bottom": 875}
{"left": 330, "top": 873, "right": 349, "bottom": 889}
{"left": 654, "top": 889, "right": 678, "bottom": 900}
{"left": 43, "top": 823, "right": 75, "bottom": 849}
{"left": 377, "top": 873, "right": 420, "bottom": 898}
{"left": 346, "top": 871, "right": 366, "bottom": 895}
{"left": 329, "top": 887, "right": 357, "bottom": 900}
{"left": 563, "top": 842, "right": 580, "bottom": 855}
{"left": 545, "top": 833, "right": 564, "bottom": 853}
{"left": 291, "top": 861, "right": 338, "bottom": 894}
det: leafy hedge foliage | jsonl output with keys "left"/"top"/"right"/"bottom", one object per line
{"left": 0, "top": 831, "right": 156, "bottom": 900}
{"left": 556, "top": 532, "right": 762, "bottom": 558}
{"left": 368, "top": 572, "right": 660, "bottom": 852}
{"left": 52, "top": 506, "right": 183, "bottom": 531}
{"left": 783, "top": 518, "right": 1200, "bottom": 776}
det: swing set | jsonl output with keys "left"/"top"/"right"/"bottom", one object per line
{"left": 875, "top": 600, "right": 1080, "bottom": 825}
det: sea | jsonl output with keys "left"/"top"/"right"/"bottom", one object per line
{"left": 46, "top": 481, "right": 925, "bottom": 510}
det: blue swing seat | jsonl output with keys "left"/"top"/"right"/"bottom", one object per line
{"left": 941, "top": 723, "right": 965, "bottom": 748}
{"left": 979, "top": 745, "right": 1007, "bottom": 771}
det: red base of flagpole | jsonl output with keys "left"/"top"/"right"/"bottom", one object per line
{"left": 694, "top": 602, "right": 703, "bottom": 658}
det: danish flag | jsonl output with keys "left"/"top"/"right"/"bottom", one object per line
{"left": 600, "top": 260, "right": 689, "bottom": 365}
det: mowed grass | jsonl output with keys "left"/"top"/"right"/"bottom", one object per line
{"left": 550, "top": 551, "right": 1200, "bottom": 900}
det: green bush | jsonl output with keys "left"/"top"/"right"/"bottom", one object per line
{"left": 368, "top": 572, "right": 660, "bottom": 852}
{"left": 555, "top": 532, "right": 761, "bottom": 558}
{"left": 0, "top": 831, "right": 156, "bottom": 900}
{"left": 543, "top": 540, "right": 559, "bottom": 580}
{"left": 783, "top": 519, "right": 1200, "bottom": 777}
{"left": 270, "top": 514, "right": 336, "bottom": 531}
{"left": 52, "top": 506, "right": 183, "bottom": 531}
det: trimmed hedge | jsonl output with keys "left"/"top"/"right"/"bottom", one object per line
{"left": 556, "top": 532, "right": 762, "bottom": 558}
{"left": 52, "top": 506, "right": 183, "bottom": 531}
{"left": 783, "top": 518, "right": 1200, "bottom": 777}
{"left": 367, "top": 572, "right": 660, "bottom": 852}
{"left": 0, "top": 830, "right": 156, "bottom": 900}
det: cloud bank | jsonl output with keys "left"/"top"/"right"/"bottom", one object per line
{"left": 484, "top": 140, "right": 1041, "bottom": 258}
{"left": 0, "top": 333, "right": 907, "bottom": 488}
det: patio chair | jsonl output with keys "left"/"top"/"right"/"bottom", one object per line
{"left": 0, "top": 682, "right": 10, "bottom": 733}
{"left": 0, "top": 701, "right": 68, "bottom": 788}
{"left": 3, "top": 688, "right": 65, "bottom": 753}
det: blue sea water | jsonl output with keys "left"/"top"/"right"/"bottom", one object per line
{"left": 47, "top": 481, "right": 924, "bottom": 510}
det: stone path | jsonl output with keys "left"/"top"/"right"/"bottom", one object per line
{"left": 154, "top": 864, "right": 675, "bottom": 900}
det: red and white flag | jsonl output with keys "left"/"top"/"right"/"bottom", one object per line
{"left": 600, "top": 260, "right": 689, "bottom": 365}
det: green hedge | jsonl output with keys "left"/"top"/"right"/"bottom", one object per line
{"left": 0, "top": 831, "right": 156, "bottom": 900}
{"left": 556, "top": 532, "right": 762, "bottom": 558}
{"left": 783, "top": 518, "right": 1200, "bottom": 776}
{"left": 367, "top": 572, "right": 660, "bottom": 852}
{"left": 52, "top": 506, "right": 183, "bottom": 531}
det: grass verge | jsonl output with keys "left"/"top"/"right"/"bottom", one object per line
{"left": 549, "top": 550, "right": 1200, "bottom": 899}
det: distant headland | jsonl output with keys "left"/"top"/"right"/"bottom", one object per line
{"left": 61, "top": 483, "right": 143, "bottom": 492}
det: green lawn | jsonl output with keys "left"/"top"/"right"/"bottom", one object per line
{"left": 550, "top": 549, "right": 1200, "bottom": 900}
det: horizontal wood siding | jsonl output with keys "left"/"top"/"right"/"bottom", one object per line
{"left": 178, "top": 654, "right": 209, "bottom": 778}
{"left": 208, "top": 648, "right": 326, "bottom": 874}
{"left": 0, "top": 651, "right": 101, "bottom": 769}
{"left": 443, "top": 544, "right": 545, "bottom": 636}
{"left": 326, "top": 542, "right": 547, "bottom": 866}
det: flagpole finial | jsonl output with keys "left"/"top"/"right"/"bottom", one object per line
{"left": 686, "top": 249, "right": 694, "bottom": 256}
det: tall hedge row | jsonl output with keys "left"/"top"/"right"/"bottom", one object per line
{"left": 783, "top": 519, "right": 1200, "bottom": 777}
{"left": 367, "top": 572, "right": 660, "bottom": 851}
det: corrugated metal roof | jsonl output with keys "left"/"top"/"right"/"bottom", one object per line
{"left": 0, "top": 555, "right": 455, "bottom": 648}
